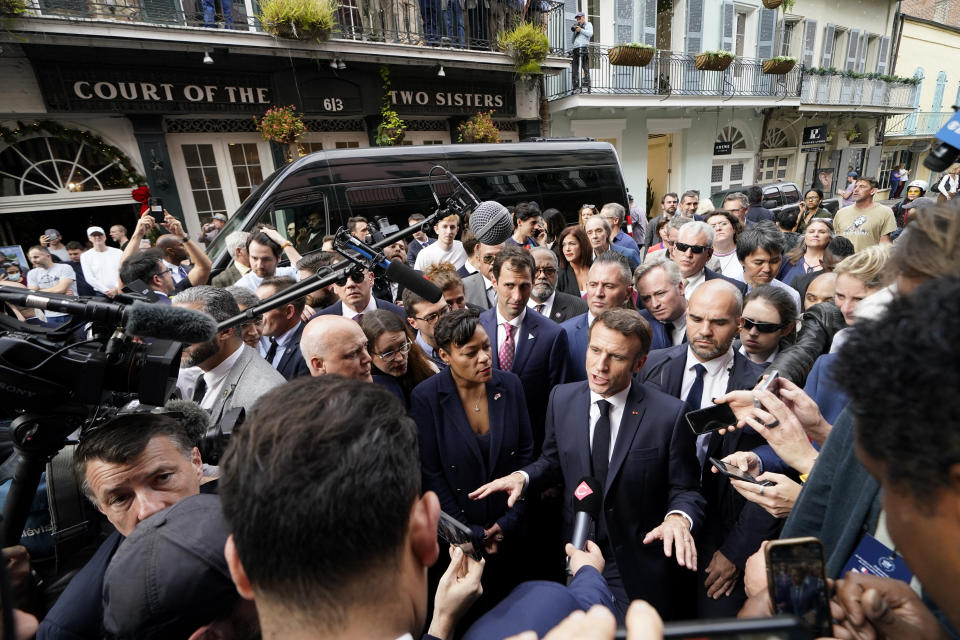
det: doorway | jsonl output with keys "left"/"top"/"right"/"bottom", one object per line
{"left": 0, "top": 203, "right": 137, "bottom": 252}
{"left": 647, "top": 134, "right": 672, "bottom": 209}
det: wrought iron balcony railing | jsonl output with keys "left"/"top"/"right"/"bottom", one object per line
{"left": 885, "top": 111, "right": 952, "bottom": 137}
{"left": 800, "top": 73, "right": 916, "bottom": 110}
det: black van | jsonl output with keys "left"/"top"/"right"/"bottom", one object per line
{"left": 204, "top": 141, "right": 627, "bottom": 270}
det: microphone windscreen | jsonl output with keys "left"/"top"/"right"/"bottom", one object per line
{"left": 469, "top": 200, "right": 514, "bottom": 245}
{"left": 163, "top": 399, "right": 211, "bottom": 445}
{"left": 125, "top": 302, "right": 218, "bottom": 343}
{"left": 385, "top": 261, "right": 444, "bottom": 303}
{"left": 572, "top": 476, "right": 602, "bottom": 519}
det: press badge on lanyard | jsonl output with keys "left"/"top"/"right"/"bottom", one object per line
{"left": 841, "top": 532, "right": 913, "bottom": 583}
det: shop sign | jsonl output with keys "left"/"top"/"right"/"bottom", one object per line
{"left": 803, "top": 146, "right": 825, "bottom": 153}
{"left": 34, "top": 63, "right": 273, "bottom": 114}
{"left": 802, "top": 125, "right": 828, "bottom": 145}
{"left": 387, "top": 82, "right": 516, "bottom": 116}
{"left": 713, "top": 141, "right": 732, "bottom": 156}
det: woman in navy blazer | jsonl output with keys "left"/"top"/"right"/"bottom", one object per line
{"left": 410, "top": 308, "right": 534, "bottom": 615}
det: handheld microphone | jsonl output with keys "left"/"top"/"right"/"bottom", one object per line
{"left": 570, "top": 476, "right": 602, "bottom": 553}
{"left": 341, "top": 234, "right": 444, "bottom": 303}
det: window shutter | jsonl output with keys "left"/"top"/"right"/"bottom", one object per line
{"left": 641, "top": 0, "right": 657, "bottom": 46}
{"left": 845, "top": 29, "right": 860, "bottom": 71}
{"left": 721, "top": 0, "right": 735, "bottom": 52}
{"left": 802, "top": 19, "right": 818, "bottom": 68}
{"left": 756, "top": 8, "right": 777, "bottom": 60}
{"left": 563, "top": 0, "right": 578, "bottom": 52}
{"left": 821, "top": 24, "right": 836, "bottom": 68}
{"left": 685, "top": 0, "right": 704, "bottom": 55}
{"left": 615, "top": 0, "right": 634, "bottom": 47}
{"left": 876, "top": 35, "right": 890, "bottom": 74}
{"left": 856, "top": 33, "right": 868, "bottom": 72}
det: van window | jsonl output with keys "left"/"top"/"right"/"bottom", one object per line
{"left": 269, "top": 195, "right": 330, "bottom": 253}
{"left": 762, "top": 187, "right": 781, "bottom": 210}
{"left": 537, "top": 167, "right": 623, "bottom": 221}
{"left": 781, "top": 184, "right": 800, "bottom": 204}
{"left": 344, "top": 181, "right": 452, "bottom": 230}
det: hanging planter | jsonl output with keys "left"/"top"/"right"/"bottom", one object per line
{"left": 255, "top": 105, "right": 306, "bottom": 145}
{"left": 696, "top": 51, "right": 734, "bottom": 72}
{"left": 762, "top": 56, "right": 797, "bottom": 75}
{"left": 0, "top": 0, "right": 27, "bottom": 15}
{"left": 497, "top": 21, "right": 549, "bottom": 79}
{"left": 761, "top": 0, "right": 782, "bottom": 8}
{"left": 458, "top": 111, "right": 501, "bottom": 144}
{"left": 258, "top": 0, "right": 336, "bottom": 41}
{"left": 609, "top": 43, "right": 655, "bottom": 67}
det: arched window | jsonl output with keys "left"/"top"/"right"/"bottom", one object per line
{"left": 0, "top": 134, "right": 129, "bottom": 197}
{"left": 763, "top": 127, "right": 793, "bottom": 149}
{"left": 716, "top": 125, "right": 748, "bottom": 150}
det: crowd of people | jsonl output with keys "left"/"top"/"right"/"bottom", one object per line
{"left": 1, "top": 175, "right": 959, "bottom": 640}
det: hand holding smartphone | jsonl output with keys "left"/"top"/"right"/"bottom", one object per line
{"left": 685, "top": 403, "right": 738, "bottom": 436}
{"left": 437, "top": 511, "right": 482, "bottom": 561}
{"left": 709, "top": 457, "right": 775, "bottom": 487}
{"left": 765, "top": 537, "right": 833, "bottom": 637}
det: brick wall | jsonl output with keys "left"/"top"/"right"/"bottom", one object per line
{"left": 902, "top": 0, "right": 960, "bottom": 27}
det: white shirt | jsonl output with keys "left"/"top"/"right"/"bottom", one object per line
{"left": 713, "top": 251, "right": 744, "bottom": 282}
{"left": 27, "top": 264, "right": 76, "bottom": 316}
{"left": 233, "top": 266, "right": 300, "bottom": 293}
{"left": 463, "top": 261, "right": 480, "bottom": 275}
{"left": 341, "top": 293, "right": 378, "bottom": 318}
{"left": 259, "top": 321, "right": 302, "bottom": 367}
{"left": 666, "top": 313, "right": 686, "bottom": 346}
{"left": 528, "top": 290, "right": 556, "bottom": 318}
{"left": 414, "top": 240, "right": 468, "bottom": 271}
{"left": 199, "top": 344, "right": 246, "bottom": 410}
{"left": 80, "top": 246, "right": 123, "bottom": 295}
{"left": 747, "top": 278, "right": 801, "bottom": 313}
{"left": 495, "top": 307, "right": 525, "bottom": 360}
{"left": 164, "top": 259, "right": 188, "bottom": 284}
{"left": 682, "top": 270, "right": 706, "bottom": 301}
{"left": 482, "top": 273, "right": 497, "bottom": 307}
{"left": 48, "top": 246, "right": 70, "bottom": 261}
{"left": 681, "top": 347, "right": 735, "bottom": 465}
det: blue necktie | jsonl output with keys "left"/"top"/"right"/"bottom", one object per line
{"left": 685, "top": 363, "right": 707, "bottom": 412}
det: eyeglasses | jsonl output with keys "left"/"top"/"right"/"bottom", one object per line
{"left": 374, "top": 341, "right": 412, "bottom": 361}
{"left": 414, "top": 306, "right": 450, "bottom": 324}
{"left": 674, "top": 242, "right": 711, "bottom": 254}
{"left": 156, "top": 267, "right": 175, "bottom": 278}
{"left": 334, "top": 268, "right": 366, "bottom": 287}
{"left": 535, "top": 266, "right": 557, "bottom": 276}
{"left": 241, "top": 316, "right": 263, "bottom": 328}
{"left": 742, "top": 318, "right": 787, "bottom": 333}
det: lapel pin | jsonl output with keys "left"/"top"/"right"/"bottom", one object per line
{"left": 494, "top": 393, "right": 502, "bottom": 401}
{"left": 527, "top": 333, "right": 534, "bottom": 340}
{"left": 555, "top": 312, "right": 562, "bottom": 319}
{"left": 631, "top": 410, "right": 639, "bottom": 415}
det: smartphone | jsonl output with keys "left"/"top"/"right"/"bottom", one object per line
{"left": 437, "top": 511, "right": 481, "bottom": 561}
{"left": 685, "top": 402, "right": 737, "bottom": 435}
{"left": 754, "top": 370, "right": 781, "bottom": 408}
{"left": 709, "top": 457, "right": 775, "bottom": 487}
{"left": 148, "top": 197, "right": 164, "bottom": 215}
{"left": 766, "top": 537, "right": 833, "bottom": 637}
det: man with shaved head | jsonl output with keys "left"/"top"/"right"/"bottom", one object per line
{"left": 300, "top": 315, "right": 373, "bottom": 381}
{"left": 122, "top": 210, "right": 211, "bottom": 292}
{"left": 802, "top": 271, "right": 838, "bottom": 311}
{"left": 637, "top": 279, "right": 774, "bottom": 619}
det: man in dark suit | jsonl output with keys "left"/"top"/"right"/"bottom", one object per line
{"left": 644, "top": 192, "right": 679, "bottom": 247}
{"left": 405, "top": 213, "right": 435, "bottom": 267}
{"left": 211, "top": 231, "right": 251, "bottom": 288}
{"left": 633, "top": 256, "right": 688, "bottom": 350}
{"left": 313, "top": 267, "right": 407, "bottom": 322}
{"left": 119, "top": 249, "right": 176, "bottom": 304}
{"left": 472, "top": 308, "right": 705, "bottom": 619}
{"left": 561, "top": 251, "right": 634, "bottom": 382}
{"left": 671, "top": 220, "right": 747, "bottom": 298}
{"left": 585, "top": 216, "right": 641, "bottom": 270}
{"left": 636, "top": 279, "right": 775, "bottom": 617}
{"left": 255, "top": 276, "right": 311, "bottom": 380}
{"left": 529, "top": 247, "right": 588, "bottom": 323}
{"left": 480, "top": 246, "right": 569, "bottom": 452}
{"left": 462, "top": 242, "right": 503, "bottom": 310}
{"left": 296, "top": 211, "right": 328, "bottom": 254}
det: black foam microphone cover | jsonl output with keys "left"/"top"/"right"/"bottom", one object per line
{"left": 125, "top": 302, "right": 218, "bottom": 343}
{"left": 385, "top": 260, "right": 444, "bottom": 303}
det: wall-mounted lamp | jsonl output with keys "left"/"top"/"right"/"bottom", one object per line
{"left": 437, "top": 64, "right": 445, "bottom": 77}
{"left": 202, "top": 50, "right": 214, "bottom": 65}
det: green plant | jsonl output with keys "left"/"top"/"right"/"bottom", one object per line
{"left": 700, "top": 50, "right": 735, "bottom": 59}
{"left": 765, "top": 55, "right": 796, "bottom": 63}
{"left": 781, "top": 0, "right": 796, "bottom": 11}
{"left": 497, "top": 21, "right": 549, "bottom": 78}
{"left": 614, "top": 42, "right": 654, "bottom": 49}
{"left": 255, "top": 105, "right": 306, "bottom": 144}
{"left": 0, "top": 0, "right": 27, "bottom": 15}
{"left": 458, "top": 111, "right": 500, "bottom": 144}
{"left": 804, "top": 66, "right": 921, "bottom": 85}
{"left": 258, "top": 0, "right": 336, "bottom": 40}
{"left": 375, "top": 66, "right": 406, "bottom": 146}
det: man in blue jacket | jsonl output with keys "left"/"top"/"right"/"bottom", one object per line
{"left": 571, "top": 11, "right": 593, "bottom": 93}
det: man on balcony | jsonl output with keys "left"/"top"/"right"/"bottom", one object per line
{"left": 571, "top": 11, "right": 592, "bottom": 93}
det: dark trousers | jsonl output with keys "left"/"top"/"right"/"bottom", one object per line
{"left": 572, "top": 46, "right": 590, "bottom": 91}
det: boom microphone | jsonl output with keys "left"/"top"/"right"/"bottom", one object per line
{"left": 0, "top": 290, "right": 126, "bottom": 324}
{"left": 469, "top": 200, "right": 514, "bottom": 245}
{"left": 570, "top": 476, "right": 602, "bottom": 553}
{"left": 125, "top": 303, "right": 219, "bottom": 343}
{"left": 341, "top": 233, "right": 444, "bottom": 303}
{"left": 163, "top": 399, "right": 211, "bottom": 444}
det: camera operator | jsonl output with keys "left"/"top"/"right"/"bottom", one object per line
{"left": 571, "top": 11, "right": 593, "bottom": 93}
{"left": 37, "top": 414, "right": 207, "bottom": 640}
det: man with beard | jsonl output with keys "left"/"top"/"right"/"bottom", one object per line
{"left": 173, "top": 286, "right": 285, "bottom": 425}
{"left": 297, "top": 252, "right": 340, "bottom": 313}
{"left": 528, "top": 247, "right": 587, "bottom": 323}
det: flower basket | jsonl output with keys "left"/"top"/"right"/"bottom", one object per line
{"left": 255, "top": 105, "right": 306, "bottom": 145}
{"left": 609, "top": 45, "right": 654, "bottom": 67}
{"left": 458, "top": 111, "right": 501, "bottom": 144}
{"left": 761, "top": 0, "right": 783, "bottom": 8}
{"left": 696, "top": 53, "right": 733, "bottom": 72}
{"left": 762, "top": 59, "right": 796, "bottom": 75}
{"left": 258, "top": 0, "right": 336, "bottom": 41}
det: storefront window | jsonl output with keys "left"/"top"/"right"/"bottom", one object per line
{"left": 228, "top": 143, "right": 263, "bottom": 203}
{"left": 0, "top": 135, "right": 127, "bottom": 197}
{"left": 183, "top": 143, "right": 228, "bottom": 217}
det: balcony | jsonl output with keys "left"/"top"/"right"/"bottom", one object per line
{"left": 544, "top": 48, "right": 802, "bottom": 105}
{"left": 799, "top": 73, "right": 917, "bottom": 114}
{"left": 885, "top": 111, "right": 952, "bottom": 137}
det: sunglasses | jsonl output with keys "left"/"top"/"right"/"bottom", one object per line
{"left": 481, "top": 254, "right": 497, "bottom": 264}
{"left": 742, "top": 318, "right": 787, "bottom": 333}
{"left": 674, "top": 242, "right": 711, "bottom": 254}
{"left": 335, "top": 268, "right": 367, "bottom": 287}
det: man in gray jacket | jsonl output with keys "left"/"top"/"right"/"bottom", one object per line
{"left": 571, "top": 11, "right": 593, "bottom": 93}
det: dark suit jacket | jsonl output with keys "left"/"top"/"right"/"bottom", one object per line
{"left": 638, "top": 309, "right": 677, "bottom": 351}
{"left": 560, "top": 312, "right": 590, "bottom": 382}
{"left": 312, "top": 297, "right": 408, "bottom": 321}
{"left": 480, "top": 308, "right": 569, "bottom": 453}
{"left": 211, "top": 262, "right": 242, "bottom": 288}
{"left": 271, "top": 322, "right": 311, "bottom": 380}
{"left": 410, "top": 369, "right": 534, "bottom": 543}
{"left": 555, "top": 265, "right": 582, "bottom": 297}
{"left": 636, "top": 345, "right": 775, "bottom": 569}
{"left": 704, "top": 267, "right": 748, "bottom": 295}
{"left": 546, "top": 291, "right": 588, "bottom": 323}
{"left": 296, "top": 232, "right": 326, "bottom": 255}
{"left": 523, "top": 380, "right": 704, "bottom": 614}
{"left": 406, "top": 237, "right": 435, "bottom": 267}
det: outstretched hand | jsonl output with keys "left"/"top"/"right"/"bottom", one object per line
{"left": 643, "top": 514, "right": 696, "bottom": 571}
{"left": 469, "top": 472, "right": 525, "bottom": 508}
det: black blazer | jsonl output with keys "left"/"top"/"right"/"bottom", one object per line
{"left": 638, "top": 309, "right": 677, "bottom": 351}
{"left": 272, "top": 322, "right": 311, "bottom": 380}
{"left": 556, "top": 265, "right": 582, "bottom": 297}
{"left": 523, "top": 380, "right": 705, "bottom": 614}
{"left": 547, "top": 291, "right": 588, "bottom": 324}
{"left": 704, "top": 267, "right": 748, "bottom": 295}
{"left": 410, "top": 368, "right": 534, "bottom": 544}
{"left": 479, "top": 307, "right": 569, "bottom": 453}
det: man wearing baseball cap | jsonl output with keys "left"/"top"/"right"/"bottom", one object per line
{"left": 199, "top": 212, "right": 228, "bottom": 245}
{"left": 79, "top": 226, "right": 124, "bottom": 298}
{"left": 571, "top": 11, "right": 593, "bottom": 93}
{"left": 40, "top": 228, "right": 70, "bottom": 261}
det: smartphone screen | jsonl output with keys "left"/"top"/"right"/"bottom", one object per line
{"left": 685, "top": 403, "right": 737, "bottom": 435}
{"left": 148, "top": 197, "right": 164, "bottom": 214}
{"left": 709, "top": 457, "right": 775, "bottom": 486}
{"left": 437, "top": 511, "right": 481, "bottom": 561}
{"left": 766, "top": 537, "right": 833, "bottom": 637}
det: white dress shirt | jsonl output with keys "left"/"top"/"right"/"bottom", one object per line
{"left": 163, "top": 259, "right": 187, "bottom": 284}
{"left": 234, "top": 266, "right": 300, "bottom": 293}
{"left": 528, "top": 290, "right": 556, "bottom": 318}
{"left": 682, "top": 270, "right": 706, "bottom": 300}
{"left": 667, "top": 313, "right": 687, "bottom": 346}
{"left": 259, "top": 321, "right": 302, "bottom": 367}
{"left": 680, "top": 346, "right": 735, "bottom": 465}
{"left": 495, "top": 307, "right": 525, "bottom": 361}
{"left": 199, "top": 344, "right": 246, "bottom": 410}
{"left": 341, "top": 293, "right": 378, "bottom": 318}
